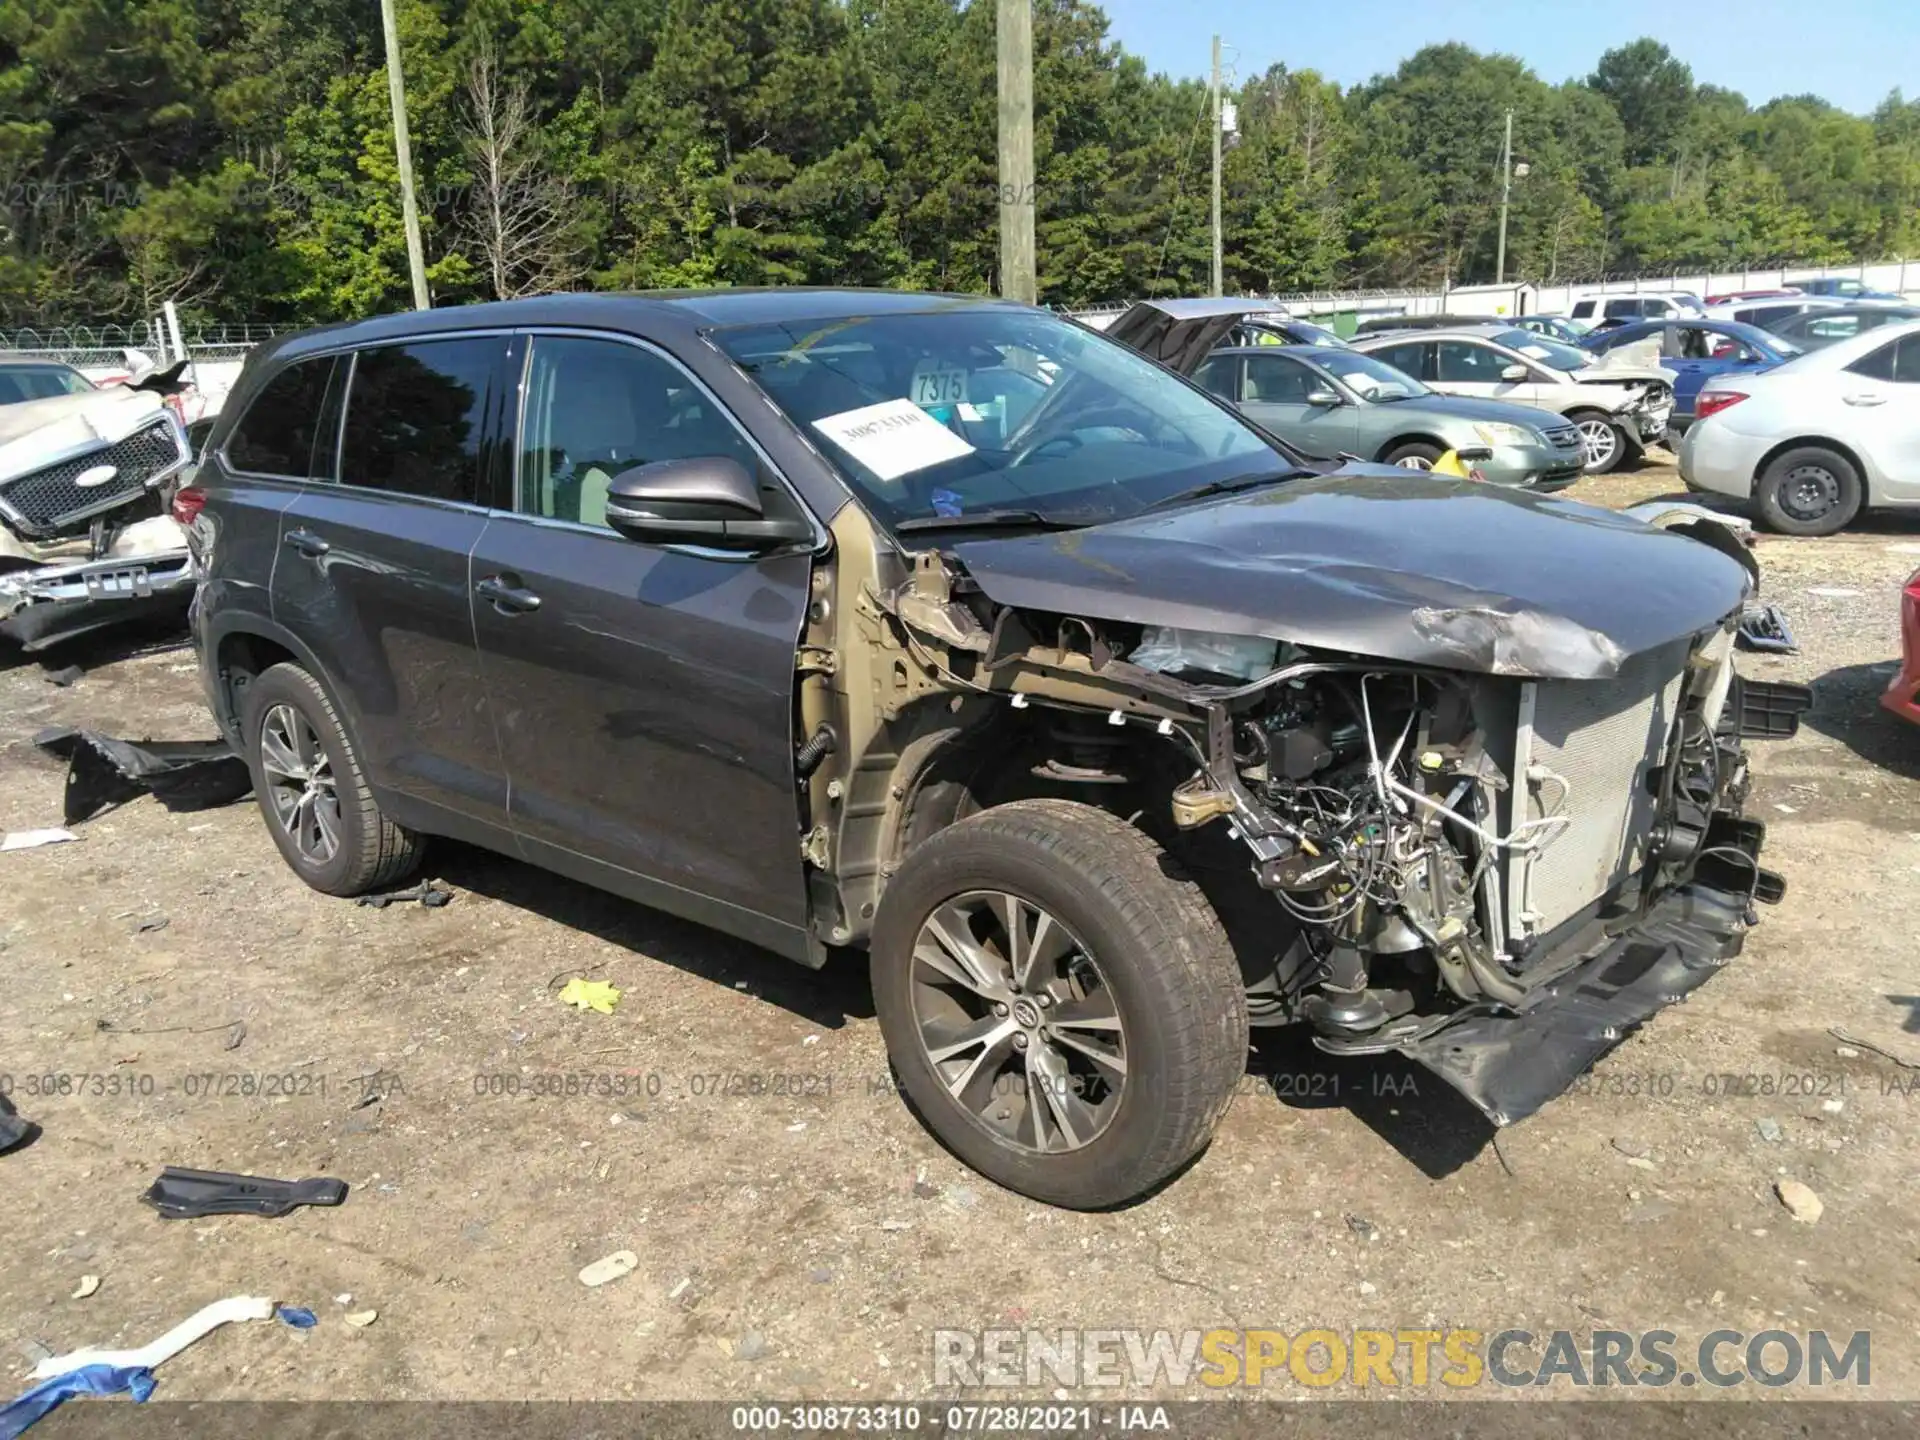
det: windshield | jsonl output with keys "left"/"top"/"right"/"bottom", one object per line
{"left": 1314, "top": 350, "right": 1429, "bottom": 399}
{"left": 1492, "top": 330, "right": 1589, "bottom": 371}
{"left": 714, "top": 307, "right": 1289, "bottom": 529}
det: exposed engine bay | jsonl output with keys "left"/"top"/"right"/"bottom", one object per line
{"left": 826, "top": 483, "right": 1809, "bottom": 1127}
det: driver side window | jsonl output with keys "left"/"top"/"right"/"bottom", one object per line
{"left": 518, "top": 337, "right": 760, "bottom": 528}
{"left": 1243, "top": 355, "right": 1314, "bottom": 403}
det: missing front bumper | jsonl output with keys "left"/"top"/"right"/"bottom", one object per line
{"left": 1354, "top": 882, "right": 1753, "bottom": 1127}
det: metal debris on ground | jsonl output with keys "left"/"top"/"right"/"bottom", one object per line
{"left": 140, "top": 1167, "right": 349, "bottom": 1220}
{"left": 33, "top": 727, "right": 251, "bottom": 825}
{"left": 354, "top": 882, "right": 454, "bottom": 910}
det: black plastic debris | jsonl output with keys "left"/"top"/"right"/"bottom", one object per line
{"left": 1736, "top": 603, "right": 1797, "bottom": 654}
{"left": 355, "top": 881, "right": 453, "bottom": 910}
{"left": 140, "top": 1166, "right": 349, "bottom": 1220}
{"left": 0, "top": 1093, "right": 35, "bottom": 1155}
{"left": 33, "top": 727, "right": 252, "bottom": 825}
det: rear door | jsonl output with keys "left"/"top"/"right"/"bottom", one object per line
{"left": 469, "top": 331, "right": 817, "bottom": 943}
{"left": 272, "top": 334, "right": 514, "bottom": 832}
{"left": 200, "top": 352, "right": 342, "bottom": 650}
{"left": 1236, "top": 353, "right": 1358, "bottom": 457}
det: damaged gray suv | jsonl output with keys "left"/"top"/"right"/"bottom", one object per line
{"left": 185, "top": 291, "right": 1801, "bottom": 1209}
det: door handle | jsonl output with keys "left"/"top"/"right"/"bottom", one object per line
{"left": 476, "top": 575, "right": 542, "bottom": 613}
{"left": 1843, "top": 394, "right": 1886, "bottom": 407}
{"left": 284, "top": 528, "right": 330, "bottom": 558}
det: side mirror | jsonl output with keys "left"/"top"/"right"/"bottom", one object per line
{"left": 604, "top": 456, "right": 813, "bottom": 550}
{"left": 1500, "top": 363, "right": 1530, "bottom": 382}
{"left": 1304, "top": 388, "right": 1343, "bottom": 407}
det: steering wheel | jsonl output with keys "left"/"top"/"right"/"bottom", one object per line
{"left": 1007, "top": 405, "right": 1200, "bottom": 468}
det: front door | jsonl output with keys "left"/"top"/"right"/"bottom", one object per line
{"left": 272, "top": 334, "right": 514, "bottom": 830}
{"left": 469, "top": 332, "right": 817, "bottom": 944}
{"left": 1237, "top": 353, "right": 1358, "bottom": 458}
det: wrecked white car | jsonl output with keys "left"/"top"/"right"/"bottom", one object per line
{"left": 0, "top": 365, "right": 194, "bottom": 651}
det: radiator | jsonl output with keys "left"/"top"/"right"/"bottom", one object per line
{"left": 1504, "top": 640, "right": 1690, "bottom": 941}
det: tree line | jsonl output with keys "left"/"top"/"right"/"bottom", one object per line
{"left": 3, "top": 0, "right": 1917, "bottom": 326}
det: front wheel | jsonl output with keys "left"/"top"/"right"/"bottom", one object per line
{"left": 1570, "top": 410, "right": 1628, "bottom": 474}
{"left": 1382, "top": 441, "right": 1443, "bottom": 471}
{"left": 871, "top": 799, "right": 1248, "bottom": 1209}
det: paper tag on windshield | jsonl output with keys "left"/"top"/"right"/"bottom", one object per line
{"left": 811, "top": 398, "right": 974, "bottom": 482}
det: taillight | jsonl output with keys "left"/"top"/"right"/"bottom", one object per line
{"left": 1905, "top": 567, "right": 1920, "bottom": 602}
{"left": 1695, "top": 391, "right": 1747, "bottom": 420}
{"left": 171, "top": 485, "right": 207, "bottom": 526}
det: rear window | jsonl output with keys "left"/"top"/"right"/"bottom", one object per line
{"left": 1369, "top": 341, "right": 1429, "bottom": 378}
{"left": 340, "top": 338, "right": 499, "bottom": 504}
{"left": 225, "top": 356, "right": 337, "bottom": 477}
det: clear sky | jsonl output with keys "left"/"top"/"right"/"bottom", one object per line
{"left": 1096, "top": 0, "right": 1915, "bottom": 114}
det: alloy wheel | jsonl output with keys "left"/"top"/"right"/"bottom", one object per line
{"left": 258, "top": 703, "right": 342, "bottom": 865}
{"left": 1577, "top": 418, "right": 1619, "bottom": 470}
{"left": 909, "top": 890, "right": 1128, "bottom": 1154}
{"left": 1394, "top": 455, "right": 1435, "bottom": 471}
{"left": 1778, "top": 463, "right": 1840, "bottom": 523}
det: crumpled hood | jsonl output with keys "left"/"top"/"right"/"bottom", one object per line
{"left": 953, "top": 470, "right": 1752, "bottom": 679}
{"left": 0, "top": 388, "right": 169, "bottom": 483}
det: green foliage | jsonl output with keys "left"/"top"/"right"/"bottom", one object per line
{"left": 1, "top": 7, "right": 1915, "bottom": 325}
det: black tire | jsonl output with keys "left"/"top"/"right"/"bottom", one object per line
{"left": 240, "top": 661, "right": 424, "bottom": 896}
{"left": 1569, "top": 409, "right": 1629, "bottom": 474}
{"left": 1754, "top": 445, "right": 1863, "bottom": 537}
{"left": 1381, "top": 440, "right": 1444, "bottom": 471}
{"left": 871, "top": 799, "right": 1248, "bottom": 1209}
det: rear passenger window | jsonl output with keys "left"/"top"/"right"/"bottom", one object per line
{"left": 340, "top": 339, "right": 498, "bottom": 503}
{"left": 225, "top": 357, "right": 336, "bottom": 477}
{"left": 1371, "top": 342, "right": 1429, "bottom": 378}
{"left": 1848, "top": 335, "right": 1920, "bottom": 383}
{"left": 1189, "top": 354, "right": 1238, "bottom": 400}
{"left": 517, "top": 337, "right": 761, "bottom": 529}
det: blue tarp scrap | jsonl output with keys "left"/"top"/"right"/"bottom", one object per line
{"left": 0, "top": 1363, "right": 156, "bottom": 1440}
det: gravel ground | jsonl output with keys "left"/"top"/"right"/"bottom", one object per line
{"left": 2, "top": 454, "right": 1917, "bottom": 1407}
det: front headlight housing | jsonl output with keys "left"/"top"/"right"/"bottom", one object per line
{"left": 1472, "top": 421, "right": 1539, "bottom": 447}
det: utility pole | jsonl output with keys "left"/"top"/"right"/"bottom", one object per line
{"left": 379, "top": 0, "right": 431, "bottom": 310}
{"left": 1495, "top": 107, "right": 1513, "bottom": 287}
{"left": 1209, "top": 35, "right": 1223, "bottom": 297}
{"left": 996, "top": 0, "right": 1036, "bottom": 305}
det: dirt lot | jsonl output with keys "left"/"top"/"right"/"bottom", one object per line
{"left": 3, "top": 455, "right": 1918, "bottom": 1407}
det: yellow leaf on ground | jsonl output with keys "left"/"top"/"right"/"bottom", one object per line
{"left": 559, "top": 977, "right": 622, "bottom": 1014}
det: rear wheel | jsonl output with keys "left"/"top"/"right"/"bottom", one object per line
{"left": 1755, "top": 446, "right": 1862, "bottom": 537}
{"left": 1382, "top": 440, "right": 1444, "bottom": 471}
{"left": 1570, "top": 409, "right": 1628, "bottom": 474}
{"left": 241, "top": 662, "right": 424, "bottom": 896}
{"left": 871, "top": 799, "right": 1248, "bottom": 1209}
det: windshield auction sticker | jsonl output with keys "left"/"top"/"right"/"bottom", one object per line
{"left": 812, "top": 398, "right": 974, "bottom": 482}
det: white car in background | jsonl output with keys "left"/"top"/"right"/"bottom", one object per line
{"left": 1679, "top": 319, "right": 1920, "bottom": 535}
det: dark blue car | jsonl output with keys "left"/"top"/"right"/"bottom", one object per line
{"left": 1582, "top": 319, "right": 1800, "bottom": 431}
